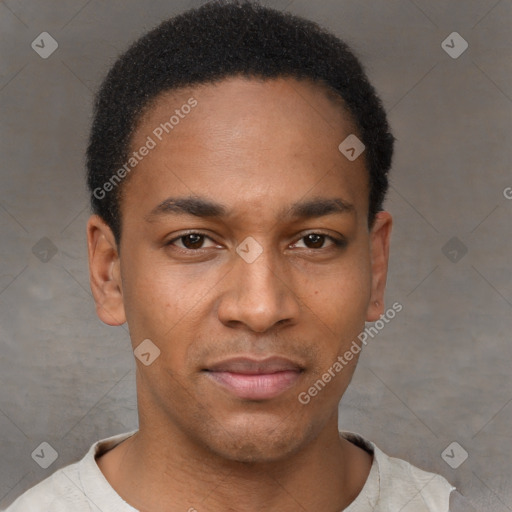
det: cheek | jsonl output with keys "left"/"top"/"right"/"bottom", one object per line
{"left": 120, "top": 252, "right": 222, "bottom": 375}
{"left": 120, "top": 253, "right": 194, "bottom": 346}
{"left": 308, "top": 252, "right": 372, "bottom": 340}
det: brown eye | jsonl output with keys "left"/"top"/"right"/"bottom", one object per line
{"left": 303, "top": 233, "right": 326, "bottom": 249}
{"left": 291, "top": 232, "right": 346, "bottom": 251}
{"left": 179, "top": 233, "right": 206, "bottom": 249}
{"left": 167, "top": 232, "right": 217, "bottom": 251}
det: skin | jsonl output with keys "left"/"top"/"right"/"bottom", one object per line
{"left": 87, "top": 76, "right": 392, "bottom": 512}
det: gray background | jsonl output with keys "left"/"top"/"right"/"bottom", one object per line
{"left": 1, "top": 0, "right": 511, "bottom": 510}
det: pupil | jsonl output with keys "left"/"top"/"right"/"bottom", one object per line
{"left": 307, "top": 234, "right": 323, "bottom": 248}
{"left": 185, "top": 234, "right": 203, "bottom": 248}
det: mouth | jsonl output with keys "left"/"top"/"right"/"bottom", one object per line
{"left": 202, "top": 356, "right": 305, "bottom": 401}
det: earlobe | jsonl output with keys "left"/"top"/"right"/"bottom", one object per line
{"left": 366, "top": 211, "right": 392, "bottom": 322}
{"left": 86, "top": 215, "right": 126, "bottom": 326}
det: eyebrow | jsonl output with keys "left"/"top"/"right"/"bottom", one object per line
{"left": 145, "top": 195, "right": 355, "bottom": 221}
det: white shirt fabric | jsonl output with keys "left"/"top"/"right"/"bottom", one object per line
{"left": 4, "top": 431, "right": 475, "bottom": 512}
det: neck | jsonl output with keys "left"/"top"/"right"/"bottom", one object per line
{"left": 97, "top": 412, "right": 372, "bottom": 512}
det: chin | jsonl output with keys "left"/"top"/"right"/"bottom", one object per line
{"left": 212, "top": 436, "right": 299, "bottom": 464}
{"left": 197, "top": 414, "right": 314, "bottom": 464}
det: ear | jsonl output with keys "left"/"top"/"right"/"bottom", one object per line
{"left": 366, "top": 211, "right": 392, "bottom": 322}
{"left": 86, "top": 215, "right": 126, "bottom": 326}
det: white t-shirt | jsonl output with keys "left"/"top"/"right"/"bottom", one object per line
{"left": 4, "top": 431, "right": 475, "bottom": 512}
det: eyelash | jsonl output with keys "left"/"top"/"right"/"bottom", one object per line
{"left": 166, "top": 231, "right": 346, "bottom": 253}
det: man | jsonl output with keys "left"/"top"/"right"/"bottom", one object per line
{"left": 5, "top": 1, "right": 475, "bottom": 510}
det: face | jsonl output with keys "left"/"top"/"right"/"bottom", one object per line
{"left": 87, "top": 76, "right": 391, "bottom": 463}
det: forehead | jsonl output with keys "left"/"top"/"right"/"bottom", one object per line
{"left": 135, "top": 76, "right": 358, "bottom": 145}
{"left": 123, "top": 76, "right": 369, "bottom": 220}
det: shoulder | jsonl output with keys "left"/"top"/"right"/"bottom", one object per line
{"left": 3, "top": 431, "right": 137, "bottom": 512}
{"left": 3, "top": 463, "right": 87, "bottom": 511}
{"left": 377, "top": 444, "right": 454, "bottom": 510}
{"left": 341, "top": 431, "right": 456, "bottom": 512}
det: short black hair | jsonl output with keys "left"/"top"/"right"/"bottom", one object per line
{"left": 86, "top": 0, "right": 394, "bottom": 244}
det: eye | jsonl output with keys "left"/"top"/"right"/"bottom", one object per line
{"left": 292, "top": 233, "right": 346, "bottom": 250}
{"left": 168, "top": 232, "right": 218, "bottom": 251}
{"left": 166, "top": 231, "right": 346, "bottom": 254}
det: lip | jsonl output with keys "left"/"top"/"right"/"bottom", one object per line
{"left": 203, "top": 356, "right": 304, "bottom": 400}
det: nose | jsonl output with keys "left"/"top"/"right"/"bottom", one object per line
{"left": 217, "top": 244, "right": 301, "bottom": 333}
